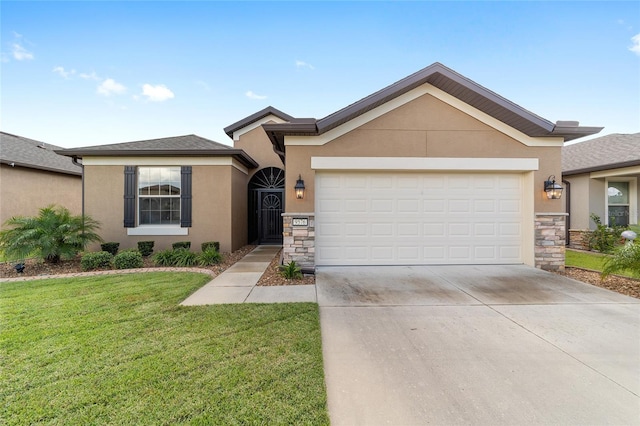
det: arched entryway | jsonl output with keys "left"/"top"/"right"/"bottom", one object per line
{"left": 248, "top": 167, "right": 284, "bottom": 244}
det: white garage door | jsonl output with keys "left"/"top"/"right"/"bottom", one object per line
{"left": 315, "top": 171, "right": 524, "bottom": 266}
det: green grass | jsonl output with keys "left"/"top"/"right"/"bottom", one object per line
{"left": 0, "top": 273, "right": 329, "bottom": 425}
{"left": 565, "top": 249, "right": 609, "bottom": 271}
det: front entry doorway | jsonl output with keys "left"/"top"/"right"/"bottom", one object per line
{"left": 249, "top": 167, "right": 284, "bottom": 244}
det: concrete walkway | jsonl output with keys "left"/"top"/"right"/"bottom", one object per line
{"left": 180, "top": 245, "right": 316, "bottom": 305}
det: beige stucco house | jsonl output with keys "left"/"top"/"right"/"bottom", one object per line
{"left": 562, "top": 133, "right": 640, "bottom": 247}
{"left": 59, "top": 63, "right": 602, "bottom": 270}
{"left": 0, "top": 132, "right": 82, "bottom": 225}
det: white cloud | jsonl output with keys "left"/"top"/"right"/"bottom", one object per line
{"left": 141, "top": 84, "right": 175, "bottom": 102}
{"left": 97, "top": 78, "right": 127, "bottom": 96}
{"left": 52, "top": 66, "right": 76, "bottom": 79}
{"left": 630, "top": 33, "right": 640, "bottom": 56}
{"left": 245, "top": 90, "right": 267, "bottom": 100}
{"left": 295, "top": 60, "right": 315, "bottom": 70}
{"left": 11, "top": 42, "right": 33, "bottom": 61}
{"left": 80, "top": 71, "right": 100, "bottom": 81}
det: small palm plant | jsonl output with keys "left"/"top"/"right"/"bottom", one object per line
{"left": 279, "top": 260, "right": 303, "bottom": 279}
{"left": 0, "top": 205, "right": 102, "bottom": 264}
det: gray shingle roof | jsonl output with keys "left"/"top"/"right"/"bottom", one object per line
{"left": 56, "top": 134, "right": 258, "bottom": 168}
{"left": 0, "top": 132, "right": 82, "bottom": 175}
{"left": 562, "top": 133, "right": 640, "bottom": 175}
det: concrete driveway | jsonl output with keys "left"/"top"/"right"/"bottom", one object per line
{"left": 317, "top": 265, "right": 640, "bottom": 425}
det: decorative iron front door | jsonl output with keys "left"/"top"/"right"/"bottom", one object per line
{"left": 258, "top": 189, "right": 283, "bottom": 244}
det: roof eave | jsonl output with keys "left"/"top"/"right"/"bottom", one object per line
{"left": 223, "top": 106, "right": 295, "bottom": 138}
{"left": 0, "top": 159, "right": 82, "bottom": 176}
{"left": 552, "top": 126, "right": 604, "bottom": 142}
{"left": 562, "top": 159, "right": 640, "bottom": 176}
{"left": 56, "top": 149, "right": 259, "bottom": 169}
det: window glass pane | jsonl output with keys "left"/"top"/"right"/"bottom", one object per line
{"left": 608, "top": 182, "right": 629, "bottom": 205}
{"left": 137, "top": 167, "right": 182, "bottom": 225}
{"left": 608, "top": 206, "right": 629, "bottom": 227}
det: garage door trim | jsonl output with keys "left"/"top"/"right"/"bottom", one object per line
{"left": 311, "top": 156, "right": 539, "bottom": 172}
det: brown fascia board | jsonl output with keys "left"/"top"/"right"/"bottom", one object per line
{"left": 56, "top": 149, "right": 259, "bottom": 169}
{"left": 562, "top": 159, "right": 640, "bottom": 176}
{"left": 314, "top": 62, "right": 556, "bottom": 136}
{"left": 262, "top": 119, "right": 318, "bottom": 155}
{"left": 223, "top": 106, "right": 295, "bottom": 138}
{"left": 0, "top": 159, "right": 82, "bottom": 176}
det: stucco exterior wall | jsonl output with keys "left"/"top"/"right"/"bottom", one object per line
{"left": 231, "top": 166, "right": 249, "bottom": 250}
{"left": 234, "top": 124, "right": 284, "bottom": 178}
{"left": 83, "top": 163, "right": 244, "bottom": 253}
{"left": 564, "top": 173, "right": 591, "bottom": 230}
{"left": 0, "top": 164, "right": 82, "bottom": 225}
{"left": 284, "top": 93, "right": 563, "bottom": 214}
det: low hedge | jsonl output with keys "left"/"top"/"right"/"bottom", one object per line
{"left": 137, "top": 241, "right": 154, "bottom": 257}
{"left": 113, "top": 250, "right": 143, "bottom": 269}
{"left": 81, "top": 251, "right": 114, "bottom": 271}
{"left": 100, "top": 242, "right": 120, "bottom": 256}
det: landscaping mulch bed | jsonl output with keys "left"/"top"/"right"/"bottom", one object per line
{"left": 556, "top": 267, "right": 640, "bottom": 300}
{"left": 5, "top": 247, "right": 640, "bottom": 299}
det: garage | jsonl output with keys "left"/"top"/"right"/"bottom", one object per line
{"left": 315, "top": 169, "right": 529, "bottom": 266}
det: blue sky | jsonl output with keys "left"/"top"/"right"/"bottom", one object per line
{"left": 1, "top": 1, "right": 639, "bottom": 148}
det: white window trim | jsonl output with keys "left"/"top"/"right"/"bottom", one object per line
{"left": 127, "top": 226, "right": 188, "bottom": 236}
{"left": 604, "top": 177, "right": 637, "bottom": 226}
{"left": 137, "top": 166, "right": 182, "bottom": 227}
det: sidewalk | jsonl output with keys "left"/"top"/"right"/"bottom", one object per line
{"left": 180, "top": 245, "right": 316, "bottom": 305}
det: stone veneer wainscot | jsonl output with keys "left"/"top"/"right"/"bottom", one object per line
{"left": 535, "top": 213, "right": 567, "bottom": 272}
{"left": 282, "top": 213, "right": 315, "bottom": 268}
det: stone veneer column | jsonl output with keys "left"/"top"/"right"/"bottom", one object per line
{"left": 282, "top": 213, "right": 315, "bottom": 268}
{"left": 534, "top": 213, "right": 567, "bottom": 271}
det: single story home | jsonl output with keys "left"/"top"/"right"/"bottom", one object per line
{"left": 59, "top": 62, "right": 602, "bottom": 271}
{"left": 562, "top": 132, "right": 640, "bottom": 248}
{"left": 0, "top": 132, "right": 82, "bottom": 225}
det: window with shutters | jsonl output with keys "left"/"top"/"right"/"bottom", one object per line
{"left": 138, "top": 167, "right": 181, "bottom": 225}
{"left": 124, "top": 165, "right": 192, "bottom": 234}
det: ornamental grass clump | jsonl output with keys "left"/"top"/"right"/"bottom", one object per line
{"left": 279, "top": 260, "right": 302, "bottom": 279}
{"left": 601, "top": 240, "right": 640, "bottom": 280}
{"left": 198, "top": 246, "right": 222, "bottom": 266}
{"left": 0, "top": 205, "right": 102, "bottom": 264}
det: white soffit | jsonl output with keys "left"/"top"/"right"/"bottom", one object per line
{"left": 285, "top": 84, "right": 564, "bottom": 147}
{"left": 82, "top": 156, "right": 249, "bottom": 174}
{"left": 311, "top": 157, "right": 539, "bottom": 172}
{"left": 233, "top": 114, "right": 288, "bottom": 141}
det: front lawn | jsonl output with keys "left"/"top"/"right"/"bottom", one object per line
{"left": 0, "top": 273, "right": 329, "bottom": 425}
{"left": 565, "top": 249, "right": 608, "bottom": 271}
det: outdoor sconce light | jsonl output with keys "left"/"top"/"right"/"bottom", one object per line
{"left": 295, "top": 175, "right": 306, "bottom": 199}
{"left": 544, "top": 175, "right": 563, "bottom": 199}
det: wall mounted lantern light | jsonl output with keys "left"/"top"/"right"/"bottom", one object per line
{"left": 544, "top": 175, "right": 563, "bottom": 199}
{"left": 295, "top": 175, "right": 306, "bottom": 199}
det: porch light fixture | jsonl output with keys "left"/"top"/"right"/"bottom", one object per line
{"left": 544, "top": 175, "right": 563, "bottom": 199}
{"left": 295, "top": 175, "right": 306, "bottom": 199}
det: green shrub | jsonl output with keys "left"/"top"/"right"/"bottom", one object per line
{"left": 137, "top": 241, "right": 155, "bottom": 257}
{"left": 602, "top": 241, "right": 640, "bottom": 279}
{"left": 152, "top": 249, "right": 177, "bottom": 267}
{"left": 279, "top": 260, "right": 302, "bottom": 279}
{"left": 172, "top": 241, "right": 191, "bottom": 250}
{"left": 0, "top": 205, "right": 102, "bottom": 264}
{"left": 113, "top": 250, "right": 143, "bottom": 269}
{"left": 198, "top": 247, "right": 222, "bottom": 266}
{"left": 100, "top": 242, "right": 120, "bottom": 256}
{"left": 80, "top": 251, "right": 113, "bottom": 271}
{"left": 201, "top": 241, "right": 220, "bottom": 252}
{"left": 588, "top": 213, "right": 626, "bottom": 254}
{"left": 173, "top": 249, "right": 198, "bottom": 267}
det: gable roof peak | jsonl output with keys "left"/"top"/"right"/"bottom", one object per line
{"left": 224, "top": 106, "right": 294, "bottom": 138}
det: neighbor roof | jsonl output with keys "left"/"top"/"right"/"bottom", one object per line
{"left": 262, "top": 62, "right": 603, "bottom": 158}
{"left": 562, "top": 133, "right": 640, "bottom": 176}
{"left": 0, "top": 132, "right": 82, "bottom": 176}
{"left": 57, "top": 134, "right": 258, "bottom": 168}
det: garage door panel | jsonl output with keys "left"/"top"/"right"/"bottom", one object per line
{"left": 316, "top": 171, "right": 525, "bottom": 266}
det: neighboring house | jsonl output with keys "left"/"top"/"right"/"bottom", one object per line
{"left": 0, "top": 132, "right": 82, "bottom": 225}
{"left": 562, "top": 133, "right": 640, "bottom": 247}
{"left": 59, "top": 63, "right": 602, "bottom": 270}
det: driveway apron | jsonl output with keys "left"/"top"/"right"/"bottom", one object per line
{"left": 317, "top": 265, "right": 640, "bottom": 426}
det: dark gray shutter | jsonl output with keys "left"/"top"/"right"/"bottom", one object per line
{"left": 123, "top": 166, "right": 136, "bottom": 227}
{"left": 181, "top": 166, "right": 192, "bottom": 227}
